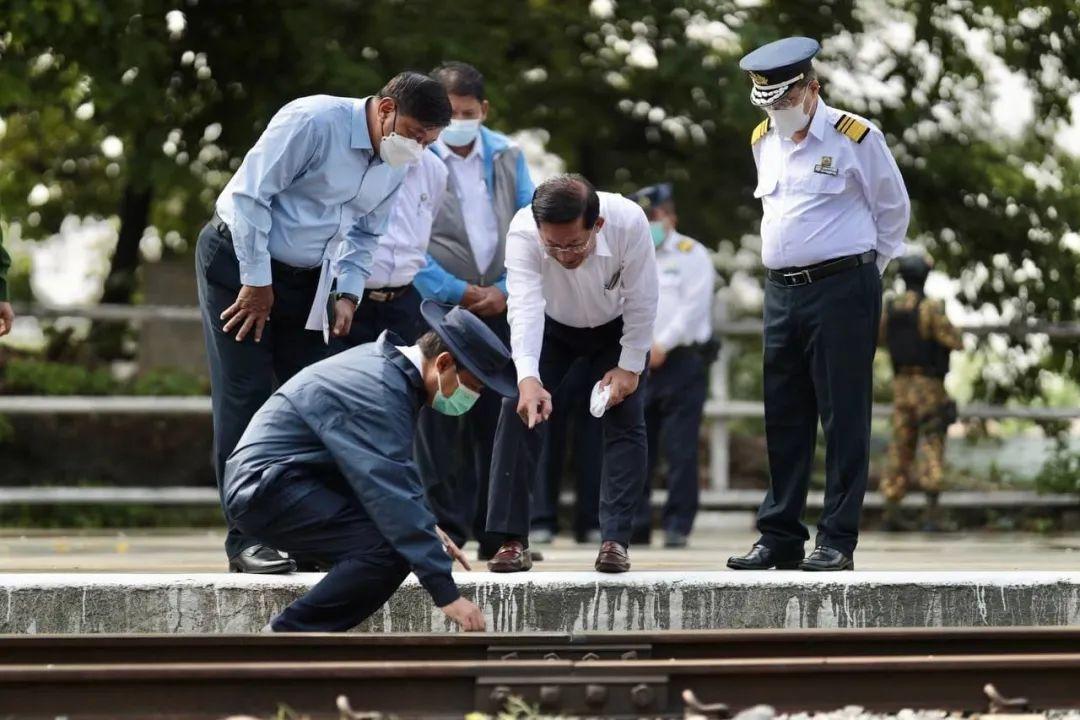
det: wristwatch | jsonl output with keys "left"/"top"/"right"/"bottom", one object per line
{"left": 333, "top": 292, "right": 360, "bottom": 307}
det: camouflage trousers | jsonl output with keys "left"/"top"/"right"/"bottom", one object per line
{"left": 881, "top": 375, "right": 950, "bottom": 502}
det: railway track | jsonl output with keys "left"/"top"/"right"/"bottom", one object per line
{"left": 1, "top": 627, "right": 1077, "bottom": 718}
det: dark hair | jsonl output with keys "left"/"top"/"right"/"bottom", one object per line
{"left": 417, "top": 330, "right": 451, "bottom": 360}
{"left": 898, "top": 255, "right": 931, "bottom": 291}
{"left": 531, "top": 174, "right": 600, "bottom": 230}
{"left": 431, "top": 61, "right": 485, "bottom": 101}
{"left": 379, "top": 71, "right": 452, "bottom": 128}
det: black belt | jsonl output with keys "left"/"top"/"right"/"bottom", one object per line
{"left": 209, "top": 212, "right": 320, "bottom": 278}
{"left": 363, "top": 285, "right": 411, "bottom": 303}
{"left": 767, "top": 250, "right": 877, "bottom": 287}
{"left": 211, "top": 212, "right": 231, "bottom": 240}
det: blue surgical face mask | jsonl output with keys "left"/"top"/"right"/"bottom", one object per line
{"left": 649, "top": 221, "right": 668, "bottom": 248}
{"left": 432, "top": 368, "right": 480, "bottom": 416}
{"left": 440, "top": 118, "right": 482, "bottom": 148}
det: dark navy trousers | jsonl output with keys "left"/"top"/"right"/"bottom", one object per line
{"left": 531, "top": 359, "right": 603, "bottom": 540}
{"left": 230, "top": 465, "right": 410, "bottom": 632}
{"left": 757, "top": 262, "right": 882, "bottom": 558}
{"left": 329, "top": 285, "right": 425, "bottom": 352}
{"left": 414, "top": 314, "right": 509, "bottom": 555}
{"left": 195, "top": 222, "right": 328, "bottom": 558}
{"left": 487, "top": 316, "right": 648, "bottom": 547}
{"left": 633, "top": 346, "right": 708, "bottom": 537}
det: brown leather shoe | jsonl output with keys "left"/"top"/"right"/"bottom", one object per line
{"left": 594, "top": 541, "right": 630, "bottom": 573}
{"left": 487, "top": 540, "right": 533, "bottom": 573}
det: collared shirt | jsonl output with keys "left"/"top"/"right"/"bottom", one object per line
{"left": 224, "top": 335, "right": 458, "bottom": 607}
{"left": 504, "top": 192, "right": 660, "bottom": 382}
{"left": 436, "top": 137, "right": 501, "bottom": 274}
{"left": 216, "top": 95, "right": 405, "bottom": 297}
{"left": 653, "top": 231, "right": 716, "bottom": 351}
{"left": 365, "top": 151, "right": 449, "bottom": 289}
{"left": 752, "top": 98, "right": 910, "bottom": 273}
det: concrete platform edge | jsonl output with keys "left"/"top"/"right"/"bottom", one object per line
{"left": 3, "top": 571, "right": 1079, "bottom": 634}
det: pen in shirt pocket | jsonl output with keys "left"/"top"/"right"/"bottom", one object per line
{"left": 604, "top": 268, "right": 622, "bottom": 291}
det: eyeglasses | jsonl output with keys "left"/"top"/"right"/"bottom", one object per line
{"left": 769, "top": 85, "right": 811, "bottom": 110}
{"left": 544, "top": 235, "right": 594, "bottom": 259}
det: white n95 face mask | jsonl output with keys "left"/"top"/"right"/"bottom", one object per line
{"left": 767, "top": 101, "right": 811, "bottom": 139}
{"left": 380, "top": 133, "right": 423, "bottom": 167}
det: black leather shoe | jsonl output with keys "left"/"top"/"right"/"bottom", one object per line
{"left": 228, "top": 545, "right": 296, "bottom": 574}
{"left": 726, "top": 544, "right": 802, "bottom": 570}
{"left": 799, "top": 546, "right": 854, "bottom": 571}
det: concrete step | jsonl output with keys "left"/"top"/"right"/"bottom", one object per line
{"left": 1, "top": 486, "right": 1074, "bottom": 510}
{"left": 3, "top": 571, "right": 1077, "bottom": 634}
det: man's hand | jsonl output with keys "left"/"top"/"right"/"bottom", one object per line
{"left": 461, "top": 284, "right": 485, "bottom": 309}
{"left": 465, "top": 286, "right": 507, "bottom": 317}
{"left": 440, "top": 597, "right": 486, "bottom": 632}
{"left": 0, "top": 302, "right": 14, "bottom": 338}
{"left": 516, "top": 377, "right": 553, "bottom": 429}
{"left": 649, "top": 343, "right": 667, "bottom": 370}
{"left": 332, "top": 297, "right": 357, "bottom": 338}
{"left": 221, "top": 285, "right": 274, "bottom": 343}
{"left": 600, "top": 367, "right": 640, "bottom": 408}
{"left": 435, "top": 526, "right": 472, "bottom": 571}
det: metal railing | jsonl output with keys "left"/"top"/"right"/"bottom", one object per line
{"left": 4, "top": 302, "right": 1080, "bottom": 492}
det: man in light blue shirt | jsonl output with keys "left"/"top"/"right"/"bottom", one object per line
{"left": 196, "top": 72, "right": 451, "bottom": 574}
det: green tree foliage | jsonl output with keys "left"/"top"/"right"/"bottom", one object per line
{"left": 0, "top": 0, "right": 1078, "bottom": 402}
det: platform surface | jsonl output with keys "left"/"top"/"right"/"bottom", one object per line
{"left": 2, "top": 528, "right": 1079, "bottom": 634}
{"left": 1, "top": 527, "right": 1078, "bottom": 572}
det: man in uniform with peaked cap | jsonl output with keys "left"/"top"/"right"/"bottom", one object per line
{"left": 727, "top": 37, "right": 910, "bottom": 571}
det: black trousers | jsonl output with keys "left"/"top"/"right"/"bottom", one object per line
{"left": 633, "top": 346, "right": 708, "bottom": 537}
{"left": 487, "top": 316, "right": 648, "bottom": 547}
{"left": 195, "top": 222, "right": 328, "bottom": 558}
{"left": 329, "top": 285, "right": 424, "bottom": 352}
{"left": 531, "top": 359, "right": 603, "bottom": 540}
{"left": 757, "top": 262, "right": 882, "bottom": 558}
{"left": 414, "top": 313, "right": 509, "bottom": 554}
{"left": 231, "top": 465, "right": 410, "bottom": 632}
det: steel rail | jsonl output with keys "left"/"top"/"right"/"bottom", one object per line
{"left": 4, "top": 626, "right": 1080, "bottom": 665}
{"left": 0, "top": 653, "right": 1077, "bottom": 718}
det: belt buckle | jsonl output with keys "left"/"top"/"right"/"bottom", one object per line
{"left": 783, "top": 269, "right": 812, "bottom": 287}
{"left": 368, "top": 290, "right": 390, "bottom": 302}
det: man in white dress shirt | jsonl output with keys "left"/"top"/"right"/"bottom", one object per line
{"left": 486, "top": 174, "right": 659, "bottom": 573}
{"left": 331, "top": 150, "right": 448, "bottom": 350}
{"left": 727, "top": 37, "right": 910, "bottom": 572}
{"left": 627, "top": 182, "right": 716, "bottom": 549}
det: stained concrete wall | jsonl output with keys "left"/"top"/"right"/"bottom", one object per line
{"left": 2, "top": 571, "right": 1078, "bottom": 634}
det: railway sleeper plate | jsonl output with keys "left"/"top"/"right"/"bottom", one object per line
{"left": 476, "top": 673, "right": 669, "bottom": 715}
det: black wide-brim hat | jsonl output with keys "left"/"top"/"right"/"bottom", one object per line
{"left": 420, "top": 300, "right": 518, "bottom": 398}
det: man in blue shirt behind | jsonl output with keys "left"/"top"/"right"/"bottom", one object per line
{"left": 224, "top": 302, "right": 517, "bottom": 632}
{"left": 413, "top": 62, "right": 534, "bottom": 559}
{"left": 197, "top": 72, "right": 452, "bottom": 574}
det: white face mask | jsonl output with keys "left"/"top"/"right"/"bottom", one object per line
{"left": 379, "top": 111, "right": 424, "bottom": 167}
{"left": 380, "top": 133, "right": 423, "bottom": 167}
{"left": 440, "top": 118, "right": 481, "bottom": 147}
{"left": 767, "top": 97, "right": 812, "bottom": 139}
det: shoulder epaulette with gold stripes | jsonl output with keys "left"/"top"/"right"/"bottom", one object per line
{"left": 677, "top": 238, "right": 694, "bottom": 253}
{"left": 751, "top": 118, "right": 770, "bottom": 145}
{"left": 834, "top": 114, "right": 871, "bottom": 143}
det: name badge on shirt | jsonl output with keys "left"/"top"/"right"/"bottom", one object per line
{"left": 813, "top": 155, "right": 839, "bottom": 176}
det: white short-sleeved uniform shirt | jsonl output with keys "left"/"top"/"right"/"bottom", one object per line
{"left": 653, "top": 232, "right": 715, "bottom": 351}
{"left": 751, "top": 99, "right": 910, "bottom": 273}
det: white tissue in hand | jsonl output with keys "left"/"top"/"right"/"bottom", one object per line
{"left": 589, "top": 381, "right": 611, "bottom": 418}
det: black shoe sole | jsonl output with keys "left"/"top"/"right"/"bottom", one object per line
{"left": 726, "top": 559, "right": 802, "bottom": 570}
{"left": 798, "top": 562, "right": 855, "bottom": 572}
{"left": 228, "top": 561, "right": 296, "bottom": 574}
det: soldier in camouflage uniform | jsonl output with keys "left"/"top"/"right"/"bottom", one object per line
{"left": 878, "top": 255, "right": 963, "bottom": 531}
